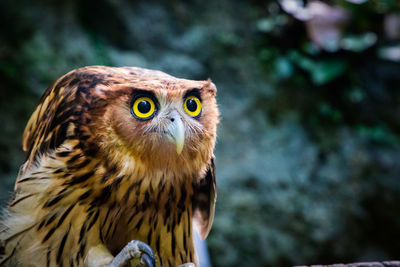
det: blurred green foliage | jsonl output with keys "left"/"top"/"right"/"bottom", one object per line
{"left": 1, "top": 0, "right": 400, "bottom": 266}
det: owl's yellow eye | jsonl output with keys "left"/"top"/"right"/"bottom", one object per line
{"left": 184, "top": 96, "right": 202, "bottom": 117}
{"left": 132, "top": 97, "right": 156, "bottom": 120}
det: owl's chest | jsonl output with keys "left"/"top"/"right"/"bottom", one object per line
{"left": 101, "top": 174, "right": 196, "bottom": 266}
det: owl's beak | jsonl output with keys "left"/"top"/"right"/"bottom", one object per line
{"left": 165, "top": 113, "right": 185, "bottom": 155}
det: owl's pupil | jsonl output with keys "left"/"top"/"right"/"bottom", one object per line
{"left": 138, "top": 100, "right": 151, "bottom": 113}
{"left": 187, "top": 99, "right": 197, "bottom": 112}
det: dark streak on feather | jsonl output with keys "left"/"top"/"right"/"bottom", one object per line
{"left": 123, "top": 182, "right": 136, "bottom": 203}
{"left": 73, "top": 158, "right": 91, "bottom": 169}
{"left": 46, "top": 248, "right": 51, "bottom": 267}
{"left": 104, "top": 221, "right": 113, "bottom": 239}
{"left": 0, "top": 246, "right": 17, "bottom": 266}
{"left": 17, "top": 177, "right": 39, "bottom": 183}
{"left": 159, "top": 253, "right": 163, "bottom": 266}
{"left": 67, "top": 154, "right": 81, "bottom": 165}
{"left": 127, "top": 208, "right": 137, "bottom": 225}
{"left": 187, "top": 208, "right": 191, "bottom": 237}
{"left": 77, "top": 238, "right": 86, "bottom": 262}
{"left": 164, "top": 202, "right": 171, "bottom": 225}
{"left": 42, "top": 226, "right": 57, "bottom": 243}
{"left": 9, "top": 193, "right": 36, "bottom": 207}
{"left": 66, "top": 170, "right": 94, "bottom": 186}
{"left": 38, "top": 219, "right": 46, "bottom": 230}
{"left": 57, "top": 205, "right": 74, "bottom": 227}
{"left": 4, "top": 224, "right": 36, "bottom": 243}
{"left": 147, "top": 229, "right": 153, "bottom": 245}
{"left": 79, "top": 221, "right": 87, "bottom": 243}
{"left": 183, "top": 228, "right": 187, "bottom": 252}
{"left": 87, "top": 210, "right": 99, "bottom": 231}
{"left": 78, "top": 189, "right": 93, "bottom": 201}
{"left": 111, "top": 175, "right": 124, "bottom": 190}
{"left": 56, "top": 224, "right": 71, "bottom": 264}
{"left": 56, "top": 151, "right": 70, "bottom": 157}
{"left": 101, "top": 206, "right": 112, "bottom": 235}
{"left": 83, "top": 144, "right": 99, "bottom": 158}
{"left": 44, "top": 190, "right": 72, "bottom": 207}
{"left": 156, "top": 234, "right": 160, "bottom": 254}
{"left": 45, "top": 212, "right": 59, "bottom": 226}
{"left": 53, "top": 168, "right": 64, "bottom": 174}
{"left": 142, "top": 191, "right": 150, "bottom": 211}
{"left": 101, "top": 173, "right": 111, "bottom": 183}
{"left": 91, "top": 185, "right": 111, "bottom": 206}
{"left": 135, "top": 216, "right": 144, "bottom": 230}
{"left": 171, "top": 232, "right": 176, "bottom": 257}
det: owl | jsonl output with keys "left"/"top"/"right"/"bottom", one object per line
{"left": 0, "top": 66, "right": 219, "bottom": 267}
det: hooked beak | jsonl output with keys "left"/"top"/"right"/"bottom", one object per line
{"left": 164, "top": 113, "right": 185, "bottom": 155}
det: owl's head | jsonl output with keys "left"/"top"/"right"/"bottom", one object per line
{"left": 22, "top": 66, "right": 218, "bottom": 178}
{"left": 81, "top": 67, "right": 219, "bottom": 174}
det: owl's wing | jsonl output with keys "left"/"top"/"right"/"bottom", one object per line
{"left": 21, "top": 71, "right": 82, "bottom": 172}
{"left": 22, "top": 66, "right": 113, "bottom": 165}
{"left": 192, "top": 158, "right": 216, "bottom": 240}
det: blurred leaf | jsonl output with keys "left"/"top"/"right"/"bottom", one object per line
{"left": 319, "top": 103, "right": 343, "bottom": 122}
{"left": 347, "top": 87, "right": 365, "bottom": 103}
{"left": 259, "top": 48, "right": 275, "bottom": 61}
{"left": 311, "top": 60, "right": 347, "bottom": 85}
{"left": 217, "top": 32, "right": 241, "bottom": 47}
{"left": 340, "top": 33, "right": 377, "bottom": 52}
{"left": 274, "top": 57, "right": 293, "bottom": 78}
{"left": 289, "top": 51, "right": 347, "bottom": 84}
{"left": 288, "top": 50, "right": 315, "bottom": 71}
{"left": 378, "top": 45, "right": 400, "bottom": 62}
{"left": 345, "top": 0, "right": 368, "bottom": 4}
{"left": 256, "top": 15, "right": 289, "bottom": 33}
{"left": 357, "top": 125, "right": 398, "bottom": 144}
{"left": 302, "top": 42, "right": 320, "bottom": 56}
{"left": 257, "top": 18, "right": 275, "bottom": 33}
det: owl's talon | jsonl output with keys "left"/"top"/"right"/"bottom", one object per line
{"left": 137, "top": 241, "right": 155, "bottom": 267}
{"left": 104, "top": 240, "right": 155, "bottom": 267}
{"left": 140, "top": 252, "right": 155, "bottom": 267}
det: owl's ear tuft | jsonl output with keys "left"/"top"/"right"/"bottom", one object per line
{"left": 204, "top": 79, "right": 217, "bottom": 96}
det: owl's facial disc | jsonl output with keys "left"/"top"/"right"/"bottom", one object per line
{"left": 164, "top": 110, "right": 185, "bottom": 155}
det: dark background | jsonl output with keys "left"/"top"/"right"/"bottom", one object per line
{"left": 1, "top": 0, "right": 400, "bottom": 266}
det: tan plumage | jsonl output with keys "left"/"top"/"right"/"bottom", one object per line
{"left": 0, "top": 66, "right": 219, "bottom": 266}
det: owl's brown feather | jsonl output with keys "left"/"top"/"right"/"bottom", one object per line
{"left": 0, "top": 66, "right": 219, "bottom": 267}
{"left": 192, "top": 158, "right": 216, "bottom": 240}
